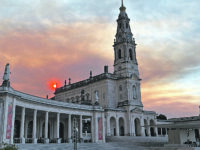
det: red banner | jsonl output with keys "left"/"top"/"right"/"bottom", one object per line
{"left": 98, "top": 117, "right": 103, "bottom": 140}
{"left": 6, "top": 103, "right": 13, "bottom": 139}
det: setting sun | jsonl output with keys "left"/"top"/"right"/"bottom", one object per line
{"left": 47, "top": 79, "right": 61, "bottom": 91}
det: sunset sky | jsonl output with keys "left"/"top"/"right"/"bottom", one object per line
{"left": 0, "top": 0, "right": 200, "bottom": 118}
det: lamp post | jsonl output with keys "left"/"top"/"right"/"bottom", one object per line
{"left": 73, "top": 117, "right": 78, "bottom": 150}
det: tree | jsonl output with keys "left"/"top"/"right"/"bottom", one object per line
{"left": 156, "top": 114, "right": 167, "bottom": 120}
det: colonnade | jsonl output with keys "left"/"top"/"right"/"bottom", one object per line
{"left": 13, "top": 106, "right": 92, "bottom": 144}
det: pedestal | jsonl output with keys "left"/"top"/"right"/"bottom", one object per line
{"left": 68, "top": 138, "right": 72, "bottom": 143}
{"left": 21, "top": 137, "right": 25, "bottom": 144}
{"left": 44, "top": 138, "right": 49, "bottom": 144}
{"left": 57, "top": 138, "right": 61, "bottom": 144}
{"left": 32, "top": 138, "right": 37, "bottom": 144}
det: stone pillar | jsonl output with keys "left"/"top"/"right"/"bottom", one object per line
{"left": 129, "top": 117, "right": 132, "bottom": 136}
{"left": 10, "top": 99, "right": 16, "bottom": 144}
{"left": 140, "top": 118, "right": 145, "bottom": 136}
{"left": 0, "top": 99, "right": 4, "bottom": 144}
{"left": 68, "top": 114, "right": 72, "bottom": 143}
{"left": 106, "top": 116, "right": 110, "bottom": 136}
{"left": 44, "top": 111, "right": 49, "bottom": 143}
{"left": 56, "top": 113, "right": 60, "bottom": 143}
{"left": 147, "top": 122, "right": 150, "bottom": 136}
{"left": 132, "top": 118, "right": 135, "bottom": 136}
{"left": 32, "top": 109, "right": 37, "bottom": 144}
{"left": 166, "top": 128, "right": 168, "bottom": 136}
{"left": 91, "top": 116, "right": 94, "bottom": 143}
{"left": 95, "top": 114, "right": 98, "bottom": 142}
{"left": 2, "top": 99, "right": 8, "bottom": 142}
{"left": 116, "top": 117, "right": 119, "bottom": 136}
{"left": 80, "top": 115, "right": 82, "bottom": 139}
{"left": 160, "top": 128, "right": 162, "bottom": 136}
{"left": 102, "top": 114, "right": 105, "bottom": 143}
{"left": 155, "top": 126, "right": 158, "bottom": 137}
{"left": 20, "top": 107, "right": 25, "bottom": 144}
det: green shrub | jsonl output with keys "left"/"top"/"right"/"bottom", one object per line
{"left": 0, "top": 144, "right": 18, "bottom": 150}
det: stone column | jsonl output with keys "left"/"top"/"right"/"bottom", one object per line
{"left": 0, "top": 100, "right": 3, "bottom": 144}
{"left": 116, "top": 117, "right": 119, "bottom": 136}
{"left": 166, "top": 128, "right": 168, "bottom": 136}
{"left": 102, "top": 114, "right": 105, "bottom": 143}
{"left": 132, "top": 118, "right": 135, "bottom": 136}
{"left": 129, "top": 117, "right": 132, "bottom": 136}
{"left": 44, "top": 111, "right": 49, "bottom": 143}
{"left": 20, "top": 107, "right": 25, "bottom": 144}
{"left": 140, "top": 118, "right": 145, "bottom": 136}
{"left": 160, "top": 128, "right": 162, "bottom": 136}
{"left": 91, "top": 116, "right": 94, "bottom": 143}
{"left": 95, "top": 115, "right": 98, "bottom": 142}
{"left": 79, "top": 115, "right": 82, "bottom": 140}
{"left": 155, "top": 126, "right": 158, "bottom": 137}
{"left": 2, "top": 101, "right": 7, "bottom": 142}
{"left": 106, "top": 116, "right": 110, "bottom": 136}
{"left": 147, "top": 122, "right": 150, "bottom": 136}
{"left": 10, "top": 99, "right": 16, "bottom": 144}
{"left": 68, "top": 114, "right": 72, "bottom": 143}
{"left": 32, "top": 109, "right": 37, "bottom": 144}
{"left": 56, "top": 113, "right": 60, "bottom": 143}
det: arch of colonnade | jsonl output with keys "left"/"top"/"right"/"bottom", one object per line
{"left": 107, "top": 115, "right": 168, "bottom": 137}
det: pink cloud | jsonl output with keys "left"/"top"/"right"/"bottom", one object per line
{"left": 0, "top": 22, "right": 199, "bottom": 118}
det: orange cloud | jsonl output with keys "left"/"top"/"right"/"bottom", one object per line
{"left": 0, "top": 21, "right": 199, "bottom": 118}
{"left": 0, "top": 23, "right": 114, "bottom": 97}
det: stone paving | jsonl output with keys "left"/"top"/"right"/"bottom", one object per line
{"left": 16, "top": 136, "right": 168, "bottom": 150}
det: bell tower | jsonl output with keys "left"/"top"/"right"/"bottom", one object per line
{"left": 114, "top": 1, "right": 143, "bottom": 109}
{"left": 113, "top": 0, "right": 139, "bottom": 78}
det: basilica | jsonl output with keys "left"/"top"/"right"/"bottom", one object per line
{"left": 0, "top": 2, "right": 159, "bottom": 145}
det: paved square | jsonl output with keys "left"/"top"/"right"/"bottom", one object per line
{"left": 16, "top": 137, "right": 168, "bottom": 150}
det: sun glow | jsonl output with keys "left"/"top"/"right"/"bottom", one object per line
{"left": 47, "top": 79, "right": 61, "bottom": 91}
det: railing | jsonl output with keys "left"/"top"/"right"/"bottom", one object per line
{"left": 14, "top": 138, "right": 21, "bottom": 143}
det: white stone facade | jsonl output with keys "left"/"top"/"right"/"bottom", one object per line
{"left": 0, "top": 2, "right": 159, "bottom": 145}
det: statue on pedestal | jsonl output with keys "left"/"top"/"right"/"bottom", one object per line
{"left": 2, "top": 63, "right": 10, "bottom": 87}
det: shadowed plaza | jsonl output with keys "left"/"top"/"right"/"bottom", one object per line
{"left": 16, "top": 137, "right": 168, "bottom": 150}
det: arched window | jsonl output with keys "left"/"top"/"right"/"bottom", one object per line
{"left": 118, "top": 49, "right": 122, "bottom": 59}
{"left": 119, "top": 23, "right": 122, "bottom": 29}
{"left": 129, "top": 49, "right": 133, "bottom": 60}
{"left": 133, "top": 85, "right": 137, "bottom": 99}
{"left": 81, "top": 89, "right": 85, "bottom": 101}
{"left": 126, "top": 23, "right": 128, "bottom": 29}
{"left": 86, "top": 93, "right": 90, "bottom": 101}
{"left": 119, "top": 85, "right": 122, "bottom": 91}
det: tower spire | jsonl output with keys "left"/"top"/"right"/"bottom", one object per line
{"left": 120, "top": 0, "right": 126, "bottom": 11}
